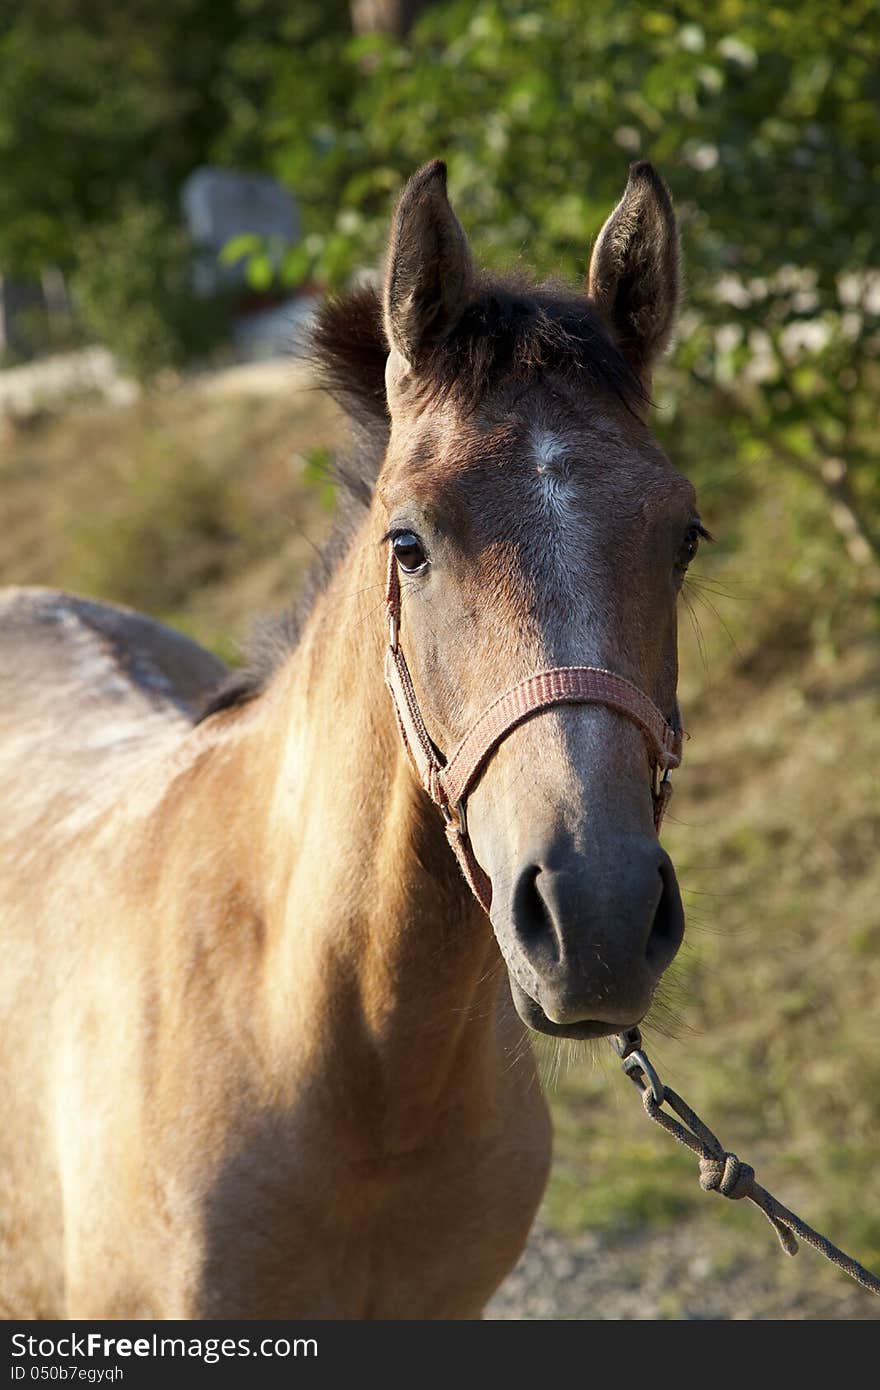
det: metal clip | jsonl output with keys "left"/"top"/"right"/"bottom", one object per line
{"left": 611, "top": 1026, "right": 643, "bottom": 1060}
{"left": 622, "top": 1049, "right": 665, "bottom": 1105}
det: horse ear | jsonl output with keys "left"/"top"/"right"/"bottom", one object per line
{"left": 587, "top": 162, "right": 680, "bottom": 381}
{"left": 383, "top": 160, "right": 474, "bottom": 371}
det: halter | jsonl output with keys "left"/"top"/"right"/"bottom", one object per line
{"left": 383, "top": 548, "right": 683, "bottom": 912}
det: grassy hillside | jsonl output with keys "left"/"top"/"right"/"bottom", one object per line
{"left": 1, "top": 372, "right": 877, "bottom": 1317}
{"left": 0, "top": 372, "right": 342, "bottom": 664}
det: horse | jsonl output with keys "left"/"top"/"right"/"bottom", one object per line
{"left": 0, "top": 159, "right": 702, "bottom": 1318}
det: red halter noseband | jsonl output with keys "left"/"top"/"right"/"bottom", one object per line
{"left": 383, "top": 549, "right": 683, "bottom": 912}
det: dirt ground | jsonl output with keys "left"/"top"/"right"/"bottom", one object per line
{"left": 486, "top": 1218, "right": 880, "bottom": 1320}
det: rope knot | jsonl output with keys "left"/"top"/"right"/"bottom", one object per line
{"left": 621, "top": 1058, "right": 880, "bottom": 1291}
{"left": 699, "top": 1151, "right": 754, "bottom": 1200}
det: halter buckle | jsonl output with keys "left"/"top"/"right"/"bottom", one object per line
{"left": 652, "top": 761, "right": 671, "bottom": 798}
{"left": 441, "top": 798, "right": 468, "bottom": 839}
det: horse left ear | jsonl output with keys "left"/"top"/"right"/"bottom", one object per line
{"left": 587, "top": 162, "right": 680, "bottom": 381}
{"left": 383, "top": 159, "right": 474, "bottom": 375}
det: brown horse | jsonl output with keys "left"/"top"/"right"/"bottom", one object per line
{"left": 0, "top": 160, "right": 702, "bottom": 1318}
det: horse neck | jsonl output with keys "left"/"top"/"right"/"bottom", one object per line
{"left": 250, "top": 510, "right": 505, "bottom": 1144}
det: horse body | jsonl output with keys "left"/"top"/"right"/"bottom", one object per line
{"left": 0, "top": 583, "right": 549, "bottom": 1318}
{"left": 1, "top": 160, "right": 696, "bottom": 1317}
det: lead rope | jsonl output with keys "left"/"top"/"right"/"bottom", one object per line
{"left": 611, "top": 1027, "right": 880, "bottom": 1297}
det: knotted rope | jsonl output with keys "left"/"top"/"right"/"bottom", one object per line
{"left": 612, "top": 1030, "right": 880, "bottom": 1298}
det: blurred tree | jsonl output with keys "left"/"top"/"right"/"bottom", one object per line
{"left": 0, "top": 0, "right": 352, "bottom": 374}
{"left": 2, "top": 0, "right": 876, "bottom": 563}
{"left": 0, "top": 0, "right": 351, "bottom": 276}
{"left": 70, "top": 201, "right": 231, "bottom": 380}
{"left": 350, "top": 1, "right": 434, "bottom": 38}
{"left": 266, "top": 0, "right": 879, "bottom": 573}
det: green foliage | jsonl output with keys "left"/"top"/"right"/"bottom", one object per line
{"left": 0, "top": 0, "right": 321, "bottom": 275}
{"left": 70, "top": 203, "right": 229, "bottom": 382}
{"left": 1, "top": 0, "right": 877, "bottom": 559}
{"left": 0, "top": 0, "right": 351, "bottom": 371}
{"left": 262, "top": 0, "right": 879, "bottom": 569}
{"left": 273, "top": 1, "right": 878, "bottom": 316}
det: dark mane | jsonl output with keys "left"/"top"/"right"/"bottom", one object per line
{"left": 309, "top": 273, "right": 646, "bottom": 421}
{"left": 197, "top": 274, "right": 644, "bottom": 721}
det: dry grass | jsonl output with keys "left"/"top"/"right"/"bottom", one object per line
{"left": 0, "top": 375, "right": 342, "bottom": 663}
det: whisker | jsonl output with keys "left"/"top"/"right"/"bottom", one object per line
{"left": 681, "top": 590, "right": 709, "bottom": 670}
{"left": 686, "top": 571, "right": 753, "bottom": 600}
{"left": 687, "top": 584, "right": 741, "bottom": 656}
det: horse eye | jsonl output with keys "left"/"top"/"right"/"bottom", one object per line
{"left": 677, "top": 524, "right": 702, "bottom": 570}
{"left": 392, "top": 531, "right": 428, "bottom": 574}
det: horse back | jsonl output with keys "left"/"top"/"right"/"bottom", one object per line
{"left": 0, "top": 587, "right": 226, "bottom": 726}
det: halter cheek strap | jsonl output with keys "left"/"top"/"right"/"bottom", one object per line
{"left": 383, "top": 549, "right": 683, "bottom": 913}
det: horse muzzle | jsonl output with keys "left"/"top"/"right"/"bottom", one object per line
{"left": 493, "top": 836, "right": 685, "bottom": 1039}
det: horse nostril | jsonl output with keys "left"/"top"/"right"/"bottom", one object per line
{"left": 512, "top": 863, "right": 560, "bottom": 964}
{"left": 645, "top": 854, "right": 685, "bottom": 974}
{"left": 508, "top": 846, "right": 685, "bottom": 1013}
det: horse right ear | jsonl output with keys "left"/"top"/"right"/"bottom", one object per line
{"left": 383, "top": 160, "right": 474, "bottom": 375}
{"left": 587, "top": 162, "right": 680, "bottom": 382}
